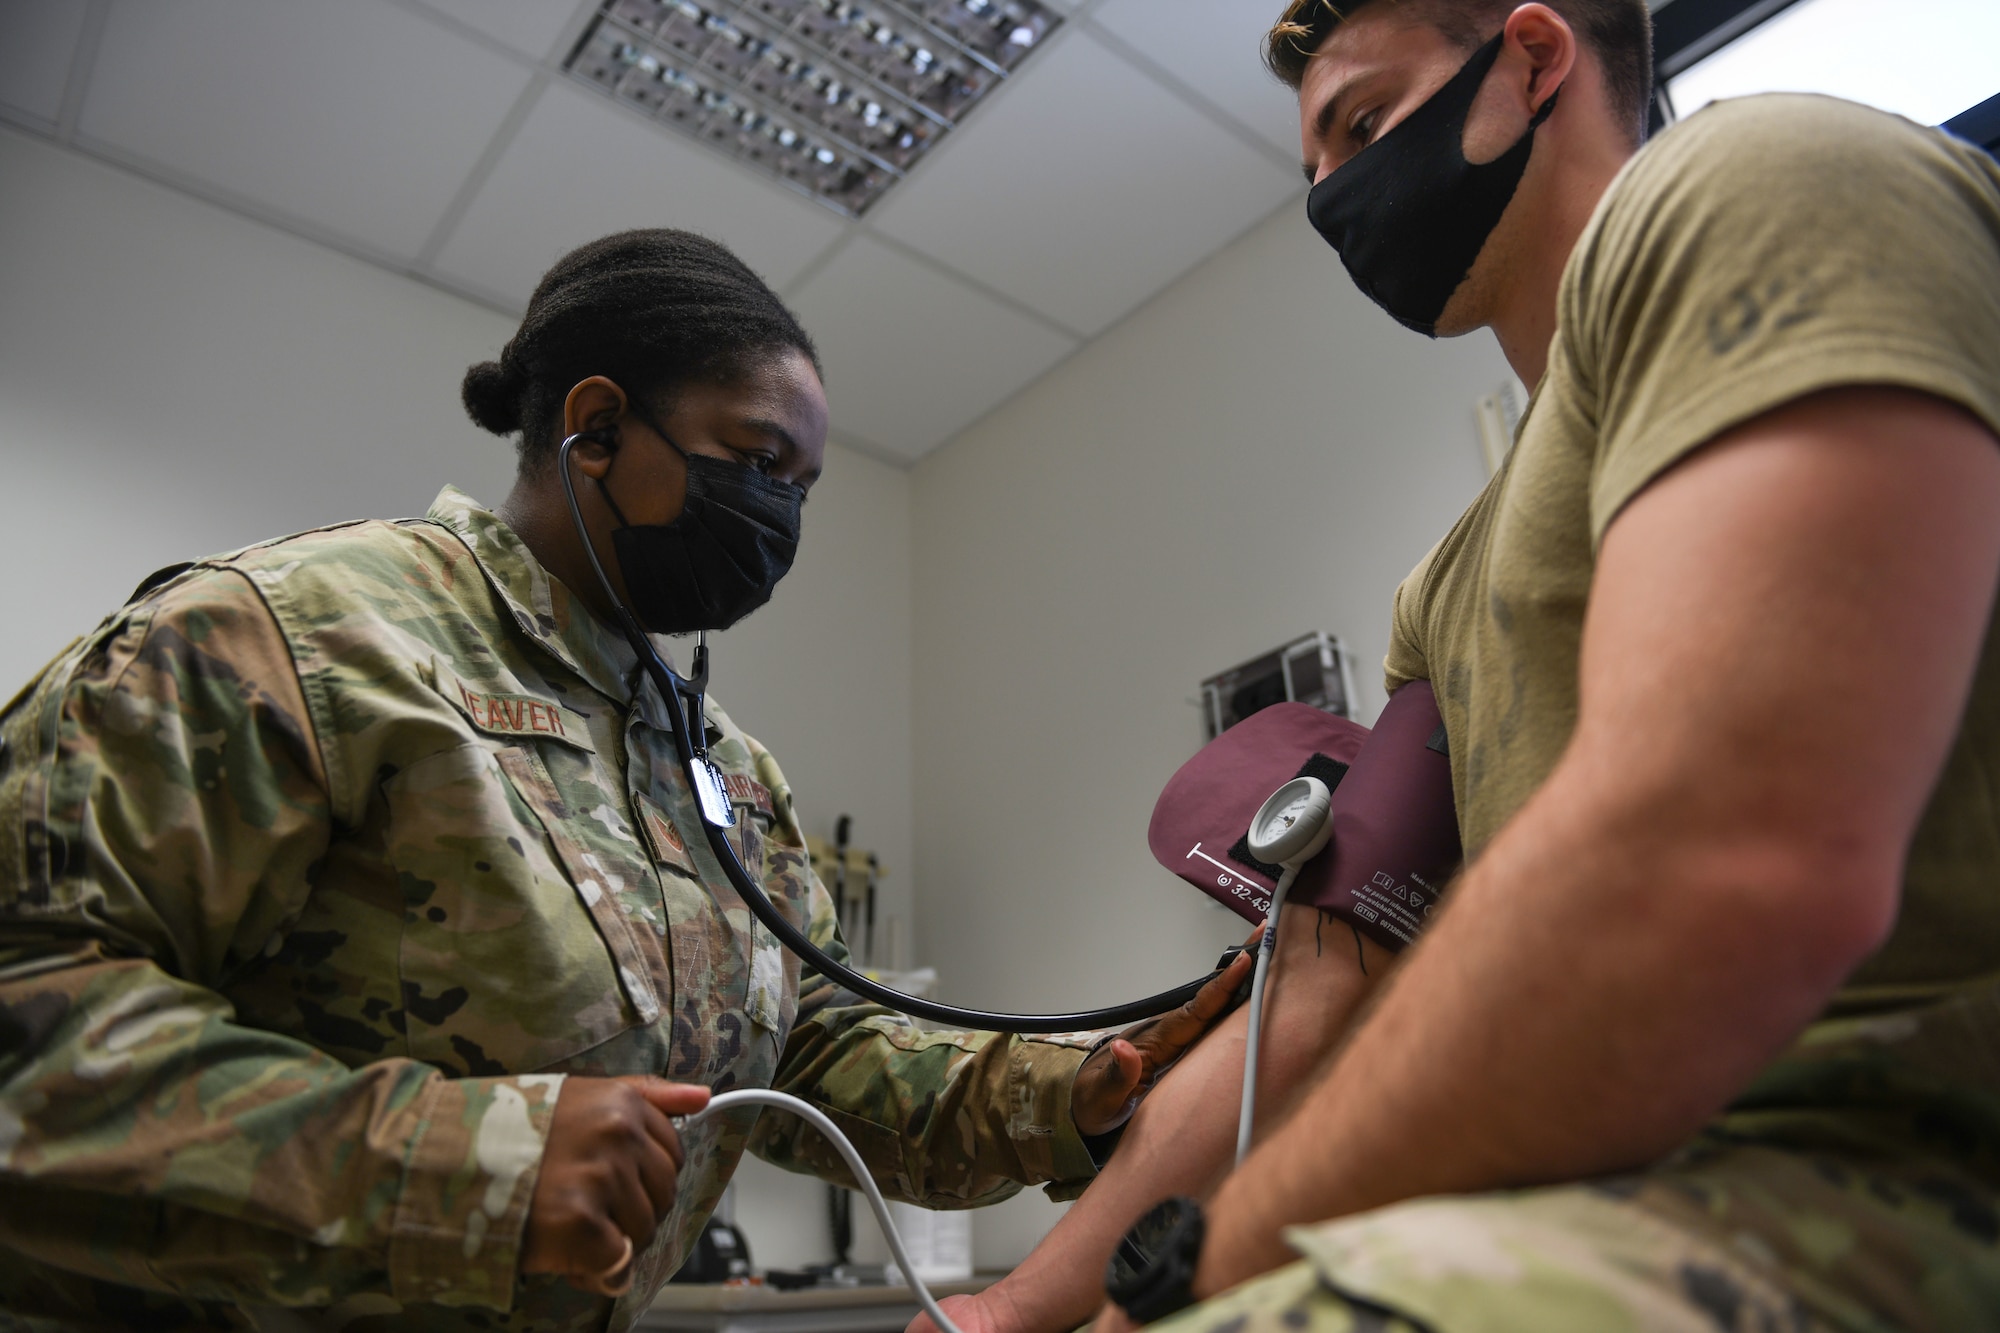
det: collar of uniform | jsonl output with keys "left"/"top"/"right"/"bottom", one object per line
{"left": 424, "top": 485, "right": 649, "bottom": 704}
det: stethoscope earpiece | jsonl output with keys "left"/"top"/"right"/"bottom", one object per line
{"left": 557, "top": 423, "right": 619, "bottom": 454}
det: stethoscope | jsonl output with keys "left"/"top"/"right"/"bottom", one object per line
{"left": 557, "top": 432, "right": 1228, "bottom": 1033}
{"left": 556, "top": 430, "right": 1328, "bottom": 1320}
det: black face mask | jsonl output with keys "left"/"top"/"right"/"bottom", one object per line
{"left": 1306, "top": 34, "right": 1560, "bottom": 336}
{"left": 596, "top": 416, "right": 804, "bottom": 635}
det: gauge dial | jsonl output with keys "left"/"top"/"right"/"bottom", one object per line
{"left": 1247, "top": 776, "right": 1333, "bottom": 866}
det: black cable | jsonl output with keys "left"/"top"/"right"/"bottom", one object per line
{"left": 557, "top": 434, "right": 1220, "bottom": 1033}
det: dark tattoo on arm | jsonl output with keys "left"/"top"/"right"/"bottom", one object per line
{"left": 1312, "top": 910, "right": 1369, "bottom": 975}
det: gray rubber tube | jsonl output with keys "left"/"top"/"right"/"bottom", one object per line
{"left": 684, "top": 1090, "right": 966, "bottom": 1333}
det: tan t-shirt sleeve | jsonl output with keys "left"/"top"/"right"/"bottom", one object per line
{"left": 1383, "top": 543, "right": 1439, "bottom": 696}
{"left": 1561, "top": 94, "right": 2000, "bottom": 544}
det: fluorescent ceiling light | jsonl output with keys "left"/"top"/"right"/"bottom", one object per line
{"left": 1667, "top": 0, "right": 2000, "bottom": 127}
{"left": 566, "top": 0, "right": 1061, "bottom": 216}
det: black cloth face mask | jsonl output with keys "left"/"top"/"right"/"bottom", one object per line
{"left": 1306, "top": 33, "right": 1560, "bottom": 336}
{"left": 595, "top": 416, "right": 804, "bottom": 635}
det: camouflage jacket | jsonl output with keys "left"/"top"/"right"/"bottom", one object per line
{"left": 0, "top": 488, "right": 1101, "bottom": 1332}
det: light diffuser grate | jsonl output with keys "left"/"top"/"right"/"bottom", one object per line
{"left": 566, "top": 0, "right": 1062, "bottom": 215}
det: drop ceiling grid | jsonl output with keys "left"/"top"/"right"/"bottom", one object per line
{"left": 1081, "top": 0, "right": 1309, "bottom": 157}
{"left": 77, "top": 0, "right": 541, "bottom": 258}
{"left": 788, "top": 232, "right": 1080, "bottom": 454}
{"left": 863, "top": 23, "right": 1299, "bottom": 336}
{"left": 0, "top": 0, "right": 1306, "bottom": 460}
{"left": 0, "top": 0, "right": 90, "bottom": 125}
{"left": 430, "top": 77, "right": 849, "bottom": 303}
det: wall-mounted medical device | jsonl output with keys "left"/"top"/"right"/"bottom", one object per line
{"left": 1199, "top": 631, "right": 1356, "bottom": 742}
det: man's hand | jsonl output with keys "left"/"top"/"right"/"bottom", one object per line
{"left": 522, "top": 1076, "right": 712, "bottom": 1295}
{"left": 1090, "top": 1303, "right": 1139, "bottom": 1333}
{"left": 1072, "top": 931, "right": 1257, "bottom": 1136}
{"left": 905, "top": 1291, "right": 1012, "bottom": 1333}
{"left": 904, "top": 1286, "right": 1132, "bottom": 1333}
{"left": 916, "top": 915, "right": 1384, "bottom": 1333}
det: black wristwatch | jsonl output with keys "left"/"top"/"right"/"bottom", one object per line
{"left": 1104, "top": 1196, "right": 1204, "bottom": 1325}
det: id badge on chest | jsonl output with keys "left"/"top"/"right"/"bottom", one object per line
{"left": 692, "top": 756, "right": 738, "bottom": 829}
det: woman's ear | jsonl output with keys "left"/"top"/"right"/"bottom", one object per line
{"left": 563, "top": 376, "right": 629, "bottom": 478}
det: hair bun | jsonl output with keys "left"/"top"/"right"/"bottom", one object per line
{"left": 461, "top": 358, "right": 525, "bottom": 436}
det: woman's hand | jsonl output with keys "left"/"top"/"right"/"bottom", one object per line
{"left": 522, "top": 1076, "right": 712, "bottom": 1295}
{"left": 1071, "top": 930, "right": 1257, "bottom": 1136}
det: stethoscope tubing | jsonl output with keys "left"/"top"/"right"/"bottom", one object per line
{"left": 557, "top": 434, "right": 1224, "bottom": 1033}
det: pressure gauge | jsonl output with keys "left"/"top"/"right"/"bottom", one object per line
{"left": 1247, "top": 776, "right": 1333, "bottom": 867}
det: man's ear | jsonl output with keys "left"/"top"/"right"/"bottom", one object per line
{"left": 563, "top": 377, "right": 629, "bottom": 479}
{"left": 1502, "top": 3, "right": 1577, "bottom": 114}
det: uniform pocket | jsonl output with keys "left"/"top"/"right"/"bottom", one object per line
{"left": 744, "top": 824, "right": 815, "bottom": 1037}
{"left": 642, "top": 782, "right": 794, "bottom": 1037}
{"left": 495, "top": 747, "right": 665, "bottom": 1028}
{"left": 746, "top": 922, "right": 786, "bottom": 1034}
{"left": 384, "top": 742, "right": 652, "bottom": 1074}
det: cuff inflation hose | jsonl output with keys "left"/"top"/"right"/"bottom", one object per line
{"left": 683, "top": 1090, "right": 967, "bottom": 1333}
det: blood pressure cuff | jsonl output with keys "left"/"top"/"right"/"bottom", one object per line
{"left": 1147, "top": 683, "right": 1462, "bottom": 952}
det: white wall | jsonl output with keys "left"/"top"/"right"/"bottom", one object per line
{"left": 0, "top": 125, "right": 519, "bottom": 683}
{"left": 907, "top": 200, "right": 1512, "bottom": 1266}
{"left": 0, "top": 124, "right": 914, "bottom": 1269}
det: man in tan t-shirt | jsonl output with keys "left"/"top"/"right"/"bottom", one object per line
{"left": 911, "top": 2, "right": 2000, "bottom": 1331}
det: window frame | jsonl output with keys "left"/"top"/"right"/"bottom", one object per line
{"left": 1646, "top": 0, "right": 2000, "bottom": 151}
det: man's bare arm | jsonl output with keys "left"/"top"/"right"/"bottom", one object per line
{"left": 912, "top": 912, "right": 1393, "bottom": 1333}
{"left": 1184, "top": 387, "right": 2000, "bottom": 1299}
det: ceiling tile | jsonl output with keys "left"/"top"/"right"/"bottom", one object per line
{"left": 0, "top": 0, "right": 89, "bottom": 124}
{"left": 432, "top": 79, "right": 845, "bottom": 306}
{"left": 408, "top": 0, "right": 585, "bottom": 60}
{"left": 788, "top": 236, "right": 1077, "bottom": 460}
{"left": 79, "top": 0, "right": 532, "bottom": 259}
{"left": 1089, "top": 0, "right": 1303, "bottom": 154}
{"left": 868, "top": 27, "right": 1297, "bottom": 336}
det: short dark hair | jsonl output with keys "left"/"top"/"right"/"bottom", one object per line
{"left": 1264, "top": 0, "right": 1653, "bottom": 144}
{"left": 461, "top": 229, "right": 820, "bottom": 472}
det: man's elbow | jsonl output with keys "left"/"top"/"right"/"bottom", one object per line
{"left": 1668, "top": 832, "right": 1902, "bottom": 988}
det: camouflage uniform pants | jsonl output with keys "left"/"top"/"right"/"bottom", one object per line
{"left": 1154, "top": 1139, "right": 2000, "bottom": 1333}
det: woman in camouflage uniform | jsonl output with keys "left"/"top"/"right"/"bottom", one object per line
{"left": 0, "top": 230, "right": 1245, "bottom": 1332}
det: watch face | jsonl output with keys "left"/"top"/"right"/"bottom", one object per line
{"left": 1105, "top": 1196, "right": 1204, "bottom": 1317}
{"left": 1105, "top": 1199, "right": 1178, "bottom": 1288}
